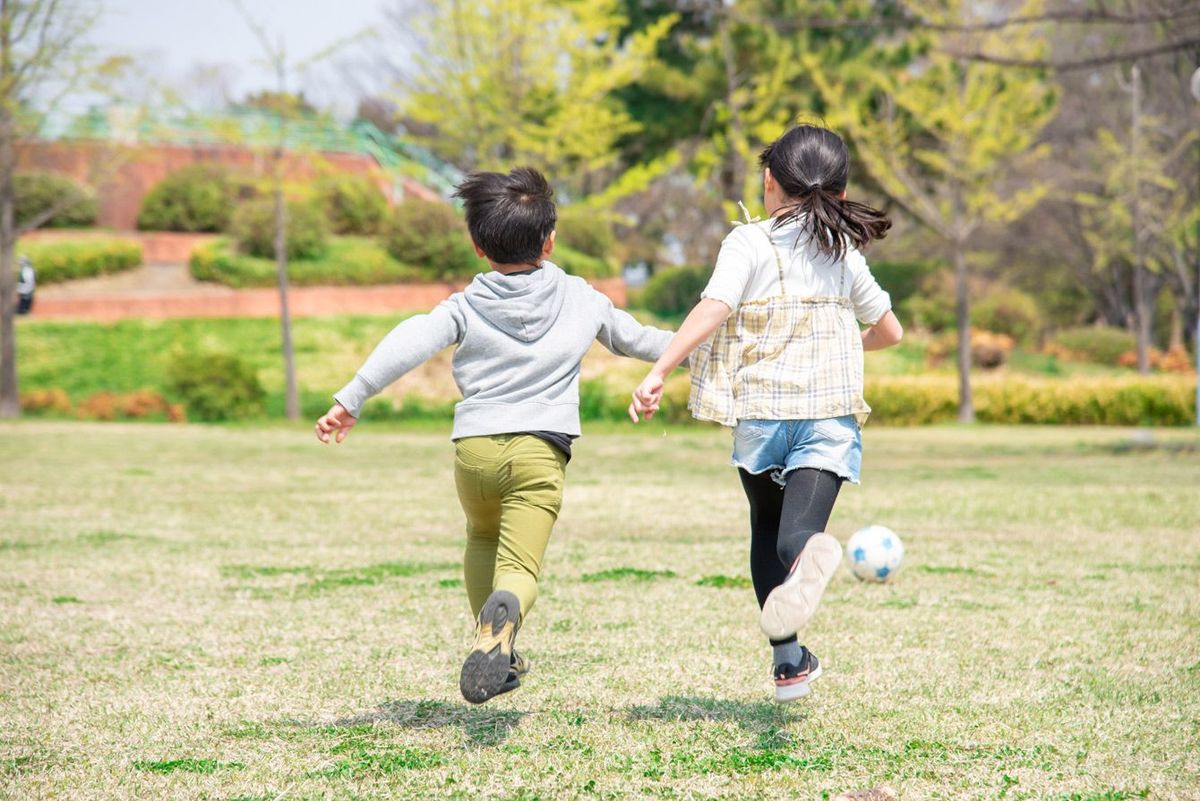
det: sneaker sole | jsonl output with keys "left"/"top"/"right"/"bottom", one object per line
{"left": 774, "top": 665, "right": 823, "bottom": 703}
{"left": 760, "top": 533, "right": 842, "bottom": 640}
{"left": 460, "top": 590, "right": 520, "bottom": 705}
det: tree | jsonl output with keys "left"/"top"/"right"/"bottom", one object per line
{"left": 0, "top": 0, "right": 104, "bottom": 418}
{"left": 803, "top": 2, "right": 1058, "bottom": 421}
{"left": 232, "top": 1, "right": 363, "bottom": 421}
{"left": 387, "top": 0, "right": 673, "bottom": 197}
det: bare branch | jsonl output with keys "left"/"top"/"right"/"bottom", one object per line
{"left": 944, "top": 37, "right": 1200, "bottom": 71}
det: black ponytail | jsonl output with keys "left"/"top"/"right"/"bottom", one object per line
{"left": 758, "top": 125, "right": 891, "bottom": 261}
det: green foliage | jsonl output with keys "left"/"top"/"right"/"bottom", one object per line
{"left": 556, "top": 207, "right": 615, "bottom": 260}
{"left": 863, "top": 376, "right": 1194, "bottom": 426}
{"left": 869, "top": 260, "right": 939, "bottom": 311}
{"left": 403, "top": 0, "right": 672, "bottom": 196}
{"left": 167, "top": 351, "right": 265, "bottom": 422}
{"left": 1049, "top": 326, "right": 1137, "bottom": 366}
{"left": 554, "top": 243, "right": 617, "bottom": 279}
{"left": 315, "top": 174, "right": 389, "bottom": 235}
{"left": 190, "top": 237, "right": 420, "bottom": 288}
{"left": 137, "top": 165, "right": 244, "bottom": 233}
{"left": 14, "top": 171, "right": 97, "bottom": 229}
{"left": 231, "top": 199, "right": 329, "bottom": 261}
{"left": 383, "top": 200, "right": 478, "bottom": 281}
{"left": 972, "top": 287, "right": 1043, "bottom": 345}
{"left": 18, "top": 238, "right": 142, "bottom": 284}
{"left": 639, "top": 265, "right": 711, "bottom": 317}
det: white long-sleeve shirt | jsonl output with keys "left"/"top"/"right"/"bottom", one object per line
{"left": 700, "top": 217, "right": 891, "bottom": 325}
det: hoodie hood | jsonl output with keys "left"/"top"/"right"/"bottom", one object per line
{"left": 463, "top": 261, "right": 568, "bottom": 342}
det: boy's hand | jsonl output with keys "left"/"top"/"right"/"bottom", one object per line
{"left": 629, "top": 372, "right": 665, "bottom": 423}
{"left": 315, "top": 403, "right": 357, "bottom": 444}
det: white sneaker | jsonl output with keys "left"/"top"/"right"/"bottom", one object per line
{"left": 760, "top": 533, "right": 842, "bottom": 640}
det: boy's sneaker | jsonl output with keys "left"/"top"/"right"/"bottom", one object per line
{"left": 760, "top": 533, "right": 842, "bottom": 640}
{"left": 460, "top": 590, "right": 521, "bottom": 704}
{"left": 495, "top": 650, "right": 530, "bottom": 698}
{"left": 774, "top": 646, "right": 822, "bottom": 703}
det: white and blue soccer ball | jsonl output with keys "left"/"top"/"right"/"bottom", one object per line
{"left": 846, "top": 525, "right": 904, "bottom": 583}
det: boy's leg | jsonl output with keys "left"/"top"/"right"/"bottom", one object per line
{"left": 493, "top": 437, "right": 565, "bottom": 620}
{"left": 455, "top": 439, "right": 503, "bottom": 617}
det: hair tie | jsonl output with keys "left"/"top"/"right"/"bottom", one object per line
{"left": 806, "top": 182, "right": 822, "bottom": 194}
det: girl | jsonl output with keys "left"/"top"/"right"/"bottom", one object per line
{"left": 629, "top": 124, "right": 903, "bottom": 703}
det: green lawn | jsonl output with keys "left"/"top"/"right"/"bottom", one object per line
{"left": 2, "top": 423, "right": 1198, "bottom": 800}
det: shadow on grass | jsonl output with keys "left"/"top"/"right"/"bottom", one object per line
{"left": 331, "top": 699, "right": 526, "bottom": 747}
{"left": 627, "top": 695, "right": 803, "bottom": 751}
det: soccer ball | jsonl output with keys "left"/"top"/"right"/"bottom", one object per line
{"left": 846, "top": 525, "right": 904, "bottom": 583}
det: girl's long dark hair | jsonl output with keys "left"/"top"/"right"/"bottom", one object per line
{"left": 759, "top": 124, "right": 891, "bottom": 261}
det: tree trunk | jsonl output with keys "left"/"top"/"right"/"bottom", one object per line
{"left": 1129, "top": 62, "right": 1150, "bottom": 374}
{"left": 953, "top": 236, "right": 974, "bottom": 423}
{"left": 0, "top": 0, "right": 18, "bottom": 418}
{"left": 274, "top": 181, "right": 298, "bottom": 420}
{"left": 717, "top": 2, "right": 744, "bottom": 204}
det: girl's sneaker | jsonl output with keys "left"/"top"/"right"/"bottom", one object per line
{"left": 774, "top": 646, "right": 822, "bottom": 703}
{"left": 760, "top": 533, "right": 842, "bottom": 640}
{"left": 460, "top": 590, "right": 521, "bottom": 704}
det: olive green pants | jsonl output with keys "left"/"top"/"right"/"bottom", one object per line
{"left": 454, "top": 434, "right": 566, "bottom": 622}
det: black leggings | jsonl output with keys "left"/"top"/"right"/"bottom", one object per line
{"left": 739, "top": 467, "right": 843, "bottom": 609}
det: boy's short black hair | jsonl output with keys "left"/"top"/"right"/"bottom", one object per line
{"left": 453, "top": 167, "right": 557, "bottom": 265}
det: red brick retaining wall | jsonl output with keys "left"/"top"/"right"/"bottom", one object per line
{"left": 33, "top": 277, "right": 628, "bottom": 322}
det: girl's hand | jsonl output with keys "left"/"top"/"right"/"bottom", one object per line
{"left": 629, "top": 372, "right": 665, "bottom": 423}
{"left": 315, "top": 403, "right": 358, "bottom": 443}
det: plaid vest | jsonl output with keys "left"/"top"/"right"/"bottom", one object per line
{"left": 688, "top": 220, "right": 871, "bottom": 428}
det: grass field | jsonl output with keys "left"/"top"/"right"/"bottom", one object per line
{"left": 2, "top": 422, "right": 1199, "bottom": 800}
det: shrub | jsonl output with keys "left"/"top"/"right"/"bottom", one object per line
{"left": 383, "top": 200, "right": 478, "bottom": 280}
{"left": 972, "top": 287, "right": 1042, "bottom": 345}
{"left": 316, "top": 174, "right": 389, "bottom": 235}
{"left": 14, "top": 172, "right": 98, "bottom": 229}
{"left": 554, "top": 243, "right": 617, "bottom": 278}
{"left": 231, "top": 199, "right": 329, "bottom": 261}
{"left": 926, "top": 329, "right": 1016, "bottom": 369}
{"left": 190, "top": 237, "right": 421, "bottom": 288}
{"left": 1048, "top": 326, "right": 1136, "bottom": 366}
{"left": 1117, "top": 345, "right": 1196, "bottom": 374}
{"left": 167, "top": 351, "right": 265, "bottom": 422}
{"left": 18, "top": 238, "right": 143, "bottom": 284}
{"left": 20, "top": 388, "right": 71, "bottom": 414}
{"left": 137, "top": 165, "right": 243, "bottom": 232}
{"left": 869, "top": 260, "right": 939, "bottom": 311}
{"left": 556, "top": 207, "right": 614, "bottom": 260}
{"left": 640, "top": 265, "right": 711, "bottom": 317}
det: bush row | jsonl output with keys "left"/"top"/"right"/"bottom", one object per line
{"left": 16, "top": 172, "right": 98, "bottom": 229}
{"left": 568, "top": 374, "right": 1197, "bottom": 427}
{"left": 22, "top": 388, "right": 185, "bottom": 422}
{"left": 189, "top": 237, "right": 423, "bottom": 288}
{"left": 18, "top": 238, "right": 143, "bottom": 284}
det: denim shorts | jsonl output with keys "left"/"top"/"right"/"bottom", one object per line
{"left": 731, "top": 416, "right": 862, "bottom": 485}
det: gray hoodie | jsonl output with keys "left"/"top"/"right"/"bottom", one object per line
{"left": 334, "top": 262, "right": 674, "bottom": 438}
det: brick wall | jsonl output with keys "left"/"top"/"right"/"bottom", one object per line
{"left": 15, "top": 140, "right": 416, "bottom": 230}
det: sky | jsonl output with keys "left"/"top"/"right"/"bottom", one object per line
{"left": 87, "top": 0, "right": 394, "bottom": 114}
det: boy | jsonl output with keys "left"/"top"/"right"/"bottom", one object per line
{"left": 315, "top": 167, "right": 676, "bottom": 704}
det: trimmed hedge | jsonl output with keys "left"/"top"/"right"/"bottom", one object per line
{"left": 167, "top": 351, "right": 264, "bottom": 422}
{"left": 137, "top": 164, "right": 244, "bottom": 233}
{"left": 18, "top": 238, "right": 143, "bottom": 284}
{"left": 640, "top": 265, "right": 711, "bottom": 317}
{"left": 231, "top": 199, "right": 329, "bottom": 261}
{"left": 556, "top": 207, "right": 614, "bottom": 260}
{"left": 1048, "top": 326, "right": 1137, "bottom": 366}
{"left": 316, "top": 174, "right": 388, "bottom": 235}
{"left": 579, "top": 374, "right": 1195, "bottom": 426}
{"left": 384, "top": 200, "right": 478, "bottom": 280}
{"left": 15, "top": 171, "right": 98, "bottom": 229}
{"left": 190, "top": 236, "right": 423, "bottom": 288}
{"left": 553, "top": 242, "right": 616, "bottom": 279}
